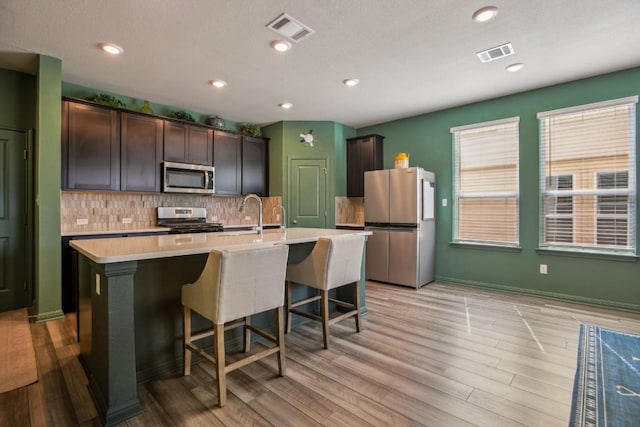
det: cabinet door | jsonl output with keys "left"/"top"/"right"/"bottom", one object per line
{"left": 121, "top": 113, "right": 163, "bottom": 192}
{"left": 213, "top": 130, "right": 241, "bottom": 195}
{"left": 241, "top": 136, "right": 268, "bottom": 196}
{"left": 187, "top": 126, "right": 213, "bottom": 166}
{"left": 63, "top": 101, "right": 120, "bottom": 190}
{"left": 163, "top": 121, "right": 188, "bottom": 163}
{"left": 346, "top": 140, "right": 363, "bottom": 197}
{"left": 346, "top": 134, "right": 384, "bottom": 197}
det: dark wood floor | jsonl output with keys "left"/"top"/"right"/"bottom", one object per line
{"left": 3, "top": 281, "right": 640, "bottom": 427}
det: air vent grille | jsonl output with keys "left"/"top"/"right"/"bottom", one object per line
{"left": 267, "top": 13, "right": 315, "bottom": 43}
{"left": 476, "top": 43, "right": 514, "bottom": 63}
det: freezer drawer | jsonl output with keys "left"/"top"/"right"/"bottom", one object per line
{"left": 365, "top": 229, "right": 388, "bottom": 282}
{"left": 388, "top": 229, "right": 419, "bottom": 287}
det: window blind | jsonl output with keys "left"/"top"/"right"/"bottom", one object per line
{"left": 452, "top": 117, "right": 520, "bottom": 246}
{"left": 538, "top": 96, "right": 637, "bottom": 254}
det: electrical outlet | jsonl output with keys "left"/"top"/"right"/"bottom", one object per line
{"left": 122, "top": 217, "right": 132, "bottom": 224}
{"left": 245, "top": 216, "right": 251, "bottom": 221}
{"left": 442, "top": 198, "right": 448, "bottom": 207}
{"left": 211, "top": 215, "right": 218, "bottom": 221}
{"left": 76, "top": 218, "right": 88, "bottom": 225}
{"left": 539, "top": 264, "right": 548, "bottom": 275}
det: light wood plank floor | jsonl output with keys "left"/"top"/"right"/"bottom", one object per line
{"left": 3, "top": 281, "right": 640, "bottom": 426}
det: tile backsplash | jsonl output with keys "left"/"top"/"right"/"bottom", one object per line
{"left": 61, "top": 191, "right": 282, "bottom": 234}
{"left": 335, "top": 197, "right": 364, "bottom": 225}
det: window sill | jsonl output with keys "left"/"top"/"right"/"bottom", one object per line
{"left": 536, "top": 247, "right": 639, "bottom": 262}
{"left": 449, "top": 242, "right": 522, "bottom": 253}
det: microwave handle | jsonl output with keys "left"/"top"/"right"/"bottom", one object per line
{"left": 205, "top": 171, "right": 211, "bottom": 190}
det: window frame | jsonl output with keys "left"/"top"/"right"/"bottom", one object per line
{"left": 538, "top": 96, "right": 637, "bottom": 255}
{"left": 451, "top": 116, "right": 520, "bottom": 247}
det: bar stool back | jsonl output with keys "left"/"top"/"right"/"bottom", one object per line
{"left": 182, "top": 244, "right": 289, "bottom": 406}
{"left": 285, "top": 234, "right": 365, "bottom": 348}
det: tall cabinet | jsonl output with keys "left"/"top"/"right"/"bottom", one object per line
{"left": 346, "top": 134, "right": 384, "bottom": 197}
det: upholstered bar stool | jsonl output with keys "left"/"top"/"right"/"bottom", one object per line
{"left": 182, "top": 244, "right": 289, "bottom": 406}
{"left": 285, "top": 234, "right": 365, "bottom": 349}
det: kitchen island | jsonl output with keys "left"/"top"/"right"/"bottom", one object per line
{"left": 70, "top": 227, "right": 370, "bottom": 426}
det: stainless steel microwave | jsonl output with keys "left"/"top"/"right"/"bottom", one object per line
{"left": 162, "top": 161, "right": 215, "bottom": 195}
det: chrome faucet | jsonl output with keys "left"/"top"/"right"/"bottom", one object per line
{"left": 272, "top": 205, "right": 286, "bottom": 230}
{"left": 239, "top": 194, "right": 263, "bottom": 233}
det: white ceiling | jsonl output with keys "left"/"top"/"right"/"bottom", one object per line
{"left": 1, "top": 0, "right": 639, "bottom": 128}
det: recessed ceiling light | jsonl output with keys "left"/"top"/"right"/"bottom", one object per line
{"left": 210, "top": 80, "right": 227, "bottom": 88}
{"left": 99, "top": 43, "right": 123, "bottom": 55}
{"left": 279, "top": 102, "right": 293, "bottom": 109}
{"left": 472, "top": 6, "right": 498, "bottom": 23}
{"left": 271, "top": 40, "right": 292, "bottom": 52}
{"left": 343, "top": 78, "right": 360, "bottom": 87}
{"left": 506, "top": 63, "right": 525, "bottom": 72}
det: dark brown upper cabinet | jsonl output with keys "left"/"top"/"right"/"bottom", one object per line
{"left": 163, "top": 121, "right": 213, "bottom": 166}
{"left": 62, "top": 100, "right": 120, "bottom": 191}
{"left": 212, "top": 130, "right": 269, "bottom": 196}
{"left": 346, "top": 134, "right": 384, "bottom": 197}
{"left": 212, "top": 129, "right": 242, "bottom": 195}
{"left": 120, "top": 112, "right": 164, "bottom": 192}
{"left": 241, "top": 135, "right": 268, "bottom": 196}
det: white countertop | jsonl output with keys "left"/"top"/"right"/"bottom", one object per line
{"left": 62, "top": 227, "right": 171, "bottom": 237}
{"left": 70, "top": 227, "right": 371, "bottom": 264}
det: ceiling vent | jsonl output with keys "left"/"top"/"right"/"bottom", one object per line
{"left": 267, "top": 13, "right": 315, "bottom": 43}
{"left": 476, "top": 43, "right": 514, "bottom": 63}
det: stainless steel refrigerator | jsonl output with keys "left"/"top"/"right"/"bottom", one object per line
{"left": 364, "top": 167, "right": 435, "bottom": 288}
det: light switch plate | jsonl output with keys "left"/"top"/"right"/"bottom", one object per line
{"left": 442, "top": 198, "right": 448, "bottom": 207}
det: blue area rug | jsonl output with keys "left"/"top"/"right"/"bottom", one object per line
{"left": 571, "top": 325, "right": 640, "bottom": 426}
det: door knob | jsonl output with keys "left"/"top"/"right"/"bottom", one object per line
{"left": 292, "top": 219, "right": 297, "bottom": 224}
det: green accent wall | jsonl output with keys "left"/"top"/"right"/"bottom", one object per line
{"left": 262, "top": 121, "right": 355, "bottom": 227}
{"left": 34, "top": 55, "right": 63, "bottom": 321}
{"left": 358, "top": 67, "right": 640, "bottom": 311}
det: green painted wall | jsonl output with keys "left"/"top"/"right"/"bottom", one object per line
{"left": 263, "top": 121, "right": 284, "bottom": 196}
{"left": 262, "top": 121, "right": 355, "bottom": 226}
{"left": 358, "top": 67, "right": 640, "bottom": 311}
{"left": 34, "top": 55, "right": 63, "bottom": 321}
{"left": 62, "top": 81, "right": 240, "bottom": 131}
{"left": 0, "top": 68, "right": 36, "bottom": 130}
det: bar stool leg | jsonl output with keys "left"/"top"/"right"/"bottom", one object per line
{"left": 183, "top": 306, "right": 192, "bottom": 376}
{"left": 276, "top": 306, "right": 286, "bottom": 376}
{"left": 214, "top": 323, "right": 227, "bottom": 406}
{"left": 321, "top": 290, "right": 330, "bottom": 349}
{"left": 244, "top": 316, "right": 251, "bottom": 352}
{"left": 286, "top": 281, "right": 293, "bottom": 333}
{"left": 353, "top": 281, "right": 361, "bottom": 332}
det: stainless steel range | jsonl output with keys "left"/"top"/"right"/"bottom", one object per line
{"left": 157, "top": 207, "right": 223, "bottom": 234}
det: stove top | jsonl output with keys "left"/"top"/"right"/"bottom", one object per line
{"left": 157, "top": 207, "right": 223, "bottom": 234}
